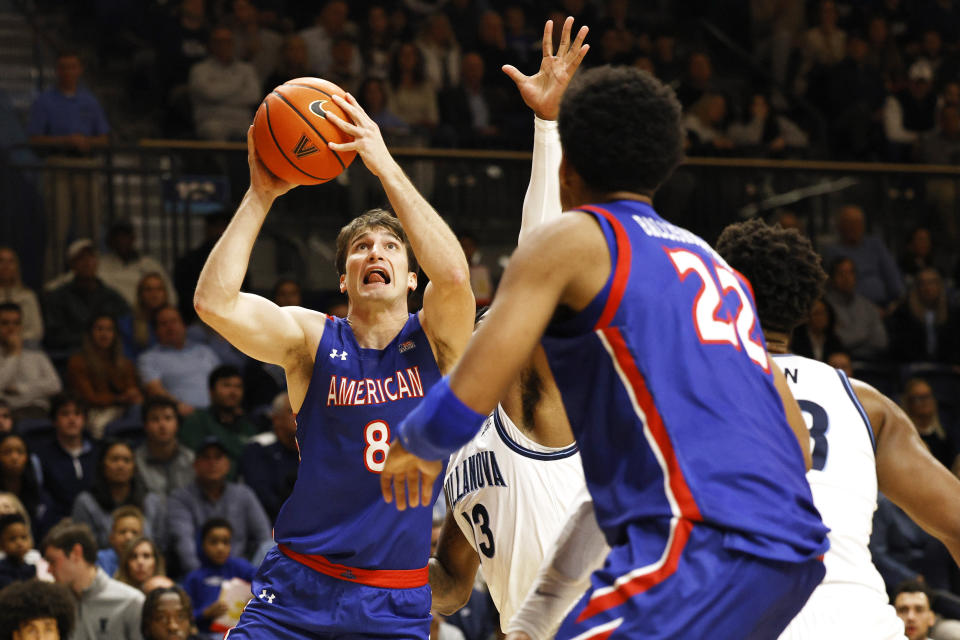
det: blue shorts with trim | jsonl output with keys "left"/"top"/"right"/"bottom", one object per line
{"left": 558, "top": 523, "right": 825, "bottom": 640}
{"left": 226, "top": 547, "right": 431, "bottom": 640}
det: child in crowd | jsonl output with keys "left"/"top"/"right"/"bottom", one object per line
{"left": 96, "top": 505, "right": 144, "bottom": 577}
{"left": 182, "top": 517, "right": 254, "bottom": 634}
{"left": 0, "top": 512, "right": 36, "bottom": 588}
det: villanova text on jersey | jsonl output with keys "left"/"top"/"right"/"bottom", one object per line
{"left": 443, "top": 449, "right": 508, "bottom": 507}
{"left": 325, "top": 366, "right": 425, "bottom": 406}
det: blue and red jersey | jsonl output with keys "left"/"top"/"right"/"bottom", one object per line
{"left": 272, "top": 313, "right": 444, "bottom": 571}
{"left": 541, "top": 200, "right": 829, "bottom": 564}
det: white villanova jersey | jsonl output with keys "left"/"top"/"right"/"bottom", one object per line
{"left": 443, "top": 404, "right": 584, "bottom": 631}
{"left": 774, "top": 354, "right": 905, "bottom": 640}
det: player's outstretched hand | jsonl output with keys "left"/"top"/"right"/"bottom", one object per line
{"left": 246, "top": 126, "right": 295, "bottom": 202}
{"left": 326, "top": 93, "right": 395, "bottom": 178}
{"left": 381, "top": 440, "right": 443, "bottom": 511}
{"left": 503, "top": 16, "right": 589, "bottom": 121}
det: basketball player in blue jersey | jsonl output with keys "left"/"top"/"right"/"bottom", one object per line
{"left": 382, "top": 66, "right": 830, "bottom": 639}
{"left": 716, "top": 219, "right": 960, "bottom": 639}
{"left": 193, "top": 90, "right": 475, "bottom": 637}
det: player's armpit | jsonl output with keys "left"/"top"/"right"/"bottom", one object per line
{"left": 430, "top": 509, "right": 481, "bottom": 615}
{"left": 771, "top": 359, "right": 813, "bottom": 471}
{"left": 858, "top": 380, "right": 960, "bottom": 567}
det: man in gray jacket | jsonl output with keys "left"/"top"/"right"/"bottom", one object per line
{"left": 41, "top": 520, "right": 144, "bottom": 640}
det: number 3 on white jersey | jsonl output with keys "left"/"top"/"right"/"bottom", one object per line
{"left": 667, "top": 249, "right": 769, "bottom": 371}
{"left": 363, "top": 420, "right": 391, "bottom": 473}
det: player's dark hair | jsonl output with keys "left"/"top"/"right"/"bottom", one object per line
{"left": 894, "top": 579, "right": 934, "bottom": 607}
{"left": 0, "top": 580, "right": 75, "bottom": 640}
{"left": 41, "top": 520, "right": 98, "bottom": 565}
{"left": 208, "top": 364, "right": 242, "bottom": 390}
{"left": 0, "top": 512, "right": 26, "bottom": 538}
{"left": 335, "top": 208, "right": 419, "bottom": 277}
{"left": 558, "top": 66, "right": 684, "bottom": 196}
{"left": 715, "top": 219, "right": 827, "bottom": 333}
{"left": 201, "top": 516, "right": 233, "bottom": 541}
{"left": 141, "top": 396, "right": 180, "bottom": 425}
{"left": 141, "top": 586, "right": 193, "bottom": 636}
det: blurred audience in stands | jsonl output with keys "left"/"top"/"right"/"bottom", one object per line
{"left": 0, "top": 247, "right": 43, "bottom": 347}
{"left": 388, "top": 41, "right": 440, "bottom": 137}
{"left": 791, "top": 298, "right": 845, "bottom": 363}
{"left": 97, "top": 222, "right": 177, "bottom": 310}
{"left": 889, "top": 268, "right": 960, "bottom": 364}
{"left": 188, "top": 27, "right": 261, "bottom": 141}
{"left": 116, "top": 536, "right": 166, "bottom": 592}
{"left": 239, "top": 392, "right": 298, "bottom": 521}
{"left": 180, "top": 365, "right": 256, "bottom": 474}
{"left": 824, "top": 257, "right": 889, "bottom": 360}
{"left": 901, "top": 377, "right": 960, "bottom": 476}
{"left": 95, "top": 505, "right": 144, "bottom": 577}
{"left": 135, "top": 397, "right": 195, "bottom": 497}
{"left": 118, "top": 273, "right": 168, "bottom": 360}
{"left": 0, "top": 302, "right": 61, "bottom": 420}
{"left": 0, "top": 432, "right": 52, "bottom": 540}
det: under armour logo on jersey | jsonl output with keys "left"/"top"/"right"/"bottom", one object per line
{"left": 293, "top": 135, "right": 318, "bottom": 158}
{"left": 399, "top": 340, "right": 415, "bottom": 353}
{"left": 258, "top": 589, "right": 276, "bottom": 604}
{"left": 329, "top": 349, "right": 348, "bottom": 361}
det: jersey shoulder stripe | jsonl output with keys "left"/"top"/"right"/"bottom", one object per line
{"left": 579, "top": 204, "right": 631, "bottom": 330}
{"left": 836, "top": 369, "right": 876, "bottom": 452}
{"left": 492, "top": 408, "right": 578, "bottom": 461}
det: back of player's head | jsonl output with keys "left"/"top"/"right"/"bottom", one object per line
{"left": 715, "top": 219, "right": 827, "bottom": 333}
{"left": 41, "top": 520, "right": 98, "bottom": 565}
{"left": 201, "top": 517, "right": 233, "bottom": 541}
{"left": 0, "top": 580, "right": 75, "bottom": 640}
{"left": 335, "top": 208, "right": 419, "bottom": 277}
{"left": 558, "top": 66, "right": 684, "bottom": 196}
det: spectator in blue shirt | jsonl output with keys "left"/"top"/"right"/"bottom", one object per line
{"left": 27, "top": 51, "right": 110, "bottom": 152}
{"left": 182, "top": 517, "right": 254, "bottom": 633}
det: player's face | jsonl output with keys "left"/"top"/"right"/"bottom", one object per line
{"left": 147, "top": 593, "right": 191, "bottom": 640}
{"left": 202, "top": 527, "right": 232, "bottom": 565}
{"left": 895, "top": 592, "right": 936, "bottom": 640}
{"left": 340, "top": 227, "right": 415, "bottom": 304}
{"left": 128, "top": 541, "right": 157, "bottom": 584}
{"left": 110, "top": 516, "right": 143, "bottom": 554}
{"left": 13, "top": 617, "right": 59, "bottom": 640}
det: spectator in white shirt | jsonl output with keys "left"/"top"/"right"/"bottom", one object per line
{"left": 97, "top": 221, "right": 176, "bottom": 309}
{"left": 188, "top": 27, "right": 261, "bottom": 141}
{"left": 0, "top": 303, "right": 61, "bottom": 420}
{"left": 0, "top": 247, "right": 43, "bottom": 346}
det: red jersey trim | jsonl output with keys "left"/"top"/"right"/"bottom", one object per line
{"left": 580, "top": 205, "right": 632, "bottom": 330}
{"left": 278, "top": 544, "right": 428, "bottom": 589}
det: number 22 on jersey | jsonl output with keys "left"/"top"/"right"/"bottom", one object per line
{"left": 667, "top": 249, "right": 769, "bottom": 371}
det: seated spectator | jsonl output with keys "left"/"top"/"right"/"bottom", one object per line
{"left": 43, "top": 240, "right": 131, "bottom": 356}
{"left": 167, "top": 437, "right": 270, "bottom": 574}
{"left": 0, "top": 512, "right": 35, "bottom": 588}
{"left": 0, "top": 433, "right": 51, "bottom": 540}
{"left": 326, "top": 36, "right": 363, "bottom": 96}
{"left": 889, "top": 268, "right": 960, "bottom": 364}
{"left": 358, "top": 5, "right": 394, "bottom": 81}
{"left": 228, "top": 0, "right": 282, "bottom": 84}
{"left": 894, "top": 580, "right": 960, "bottom": 640}
{"left": 684, "top": 93, "right": 736, "bottom": 155}
{"left": 262, "top": 34, "right": 310, "bottom": 94}
{"left": 0, "top": 302, "right": 61, "bottom": 420}
{"left": 790, "top": 298, "right": 845, "bottom": 362}
{"left": 822, "top": 205, "right": 904, "bottom": 312}
{"left": 901, "top": 378, "right": 960, "bottom": 475}
{"left": 503, "top": 4, "right": 537, "bottom": 72}
{"left": 388, "top": 42, "right": 440, "bottom": 135}
{"left": 438, "top": 52, "right": 510, "bottom": 149}
{"left": 116, "top": 536, "right": 165, "bottom": 592}
{"left": 358, "top": 76, "right": 409, "bottom": 139}
{"left": 0, "top": 579, "right": 75, "bottom": 640}
{"left": 0, "top": 400, "right": 10, "bottom": 433}
{"left": 826, "top": 350, "right": 854, "bottom": 376}
{"left": 96, "top": 506, "right": 144, "bottom": 578}
{"left": 883, "top": 60, "right": 937, "bottom": 160}
{"left": 652, "top": 32, "right": 682, "bottom": 83}
{"left": 137, "top": 306, "right": 221, "bottom": 416}
{"left": 727, "top": 92, "right": 808, "bottom": 156}
{"left": 474, "top": 10, "right": 513, "bottom": 91}
{"left": 40, "top": 521, "right": 144, "bottom": 637}
{"left": 182, "top": 517, "right": 254, "bottom": 633}
{"left": 118, "top": 273, "right": 170, "bottom": 359}
{"left": 300, "top": 0, "right": 356, "bottom": 77}
{"left": 141, "top": 585, "right": 198, "bottom": 640}
{"left": 185, "top": 318, "right": 248, "bottom": 371}
{"left": 822, "top": 33, "right": 886, "bottom": 160}
{"left": 0, "top": 246, "right": 43, "bottom": 346}
{"left": 180, "top": 365, "right": 256, "bottom": 472}
{"left": 899, "top": 227, "right": 942, "bottom": 281}
{"left": 239, "top": 392, "right": 298, "bottom": 520}
{"left": 823, "top": 257, "right": 889, "bottom": 359}
{"left": 864, "top": 15, "right": 904, "bottom": 81}
{"left": 188, "top": 27, "right": 261, "bottom": 141}
{"left": 35, "top": 394, "right": 98, "bottom": 523}
{"left": 66, "top": 314, "right": 142, "bottom": 438}
{"left": 135, "top": 397, "right": 195, "bottom": 496}
{"left": 418, "top": 12, "right": 461, "bottom": 90}
{"left": 140, "top": 575, "right": 175, "bottom": 596}
{"left": 97, "top": 221, "right": 177, "bottom": 310}
{"left": 795, "top": 0, "right": 846, "bottom": 96}
{"left": 916, "top": 103, "right": 960, "bottom": 165}
{"left": 71, "top": 440, "right": 165, "bottom": 551}
{"left": 675, "top": 51, "right": 718, "bottom": 108}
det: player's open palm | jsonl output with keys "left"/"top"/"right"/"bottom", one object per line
{"left": 503, "top": 16, "right": 589, "bottom": 121}
{"left": 381, "top": 440, "right": 443, "bottom": 511}
{"left": 246, "top": 126, "right": 295, "bottom": 201}
{"left": 326, "top": 93, "right": 393, "bottom": 178}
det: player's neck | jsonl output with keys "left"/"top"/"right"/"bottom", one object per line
{"left": 764, "top": 330, "right": 790, "bottom": 354}
{"left": 345, "top": 303, "right": 410, "bottom": 349}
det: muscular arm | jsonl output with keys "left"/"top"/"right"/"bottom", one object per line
{"left": 856, "top": 380, "right": 960, "bottom": 568}
{"left": 772, "top": 360, "right": 813, "bottom": 471}
{"left": 430, "top": 508, "right": 480, "bottom": 615}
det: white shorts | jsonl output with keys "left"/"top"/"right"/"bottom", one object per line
{"left": 778, "top": 583, "right": 906, "bottom": 640}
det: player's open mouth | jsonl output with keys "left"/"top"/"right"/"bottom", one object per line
{"left": 363, "top": 268, "right": 390, "bottom": 285}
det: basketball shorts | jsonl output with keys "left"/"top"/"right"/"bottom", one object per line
{"left": 226, "top": 547, "right": 431, "bottom": 640}
{"left": 557, "top": 522, "right": 826, "bottom": 640}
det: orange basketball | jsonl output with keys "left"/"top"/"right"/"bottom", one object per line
{"left": 252, "top": 77, "right": 357, "bottom": 185}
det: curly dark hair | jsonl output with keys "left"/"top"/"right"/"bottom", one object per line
{"left": 715, "top": 219, "right": 827, "bottom": 333}
{"left": 558, "top": 66, "right": 684, "bottom": 196}
{"left": 141, "top": 586, "right": 193, "bottom": 637}
{"left": 0, "top": 579, "right": 75, "bottom": 640}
